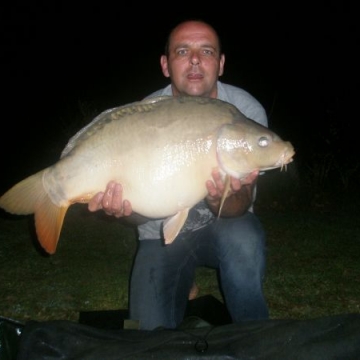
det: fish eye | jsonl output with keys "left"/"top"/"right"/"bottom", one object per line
{"left": 258, "top": 136, "right": 269, "bottom": 147}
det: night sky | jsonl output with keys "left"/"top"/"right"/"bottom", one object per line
{"left": 1, "top": 5, "right": 358, "bottom": 193}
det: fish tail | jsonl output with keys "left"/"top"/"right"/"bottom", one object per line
{"left": 0, "top": 171, "right": 45, "bottom": 214}
{"left": 34, "top": 196, "right": 68, "bottom": 254}
{"left": 0, "top": 170, "right": 68, "bottom": 254}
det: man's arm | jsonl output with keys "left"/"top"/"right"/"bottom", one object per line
{"left": 205, "top": 168, "right": 258, "bottom": 217}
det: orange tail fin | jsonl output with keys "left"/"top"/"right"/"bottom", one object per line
{"left": 34, "top": 195, "right": 68, "bottom": 254}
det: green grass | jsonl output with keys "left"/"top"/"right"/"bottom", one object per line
{"left": 0, "top": 205, "right": 136, "bottom": 323}
{"left": 1, "top": 177, "right": 360, "bottom": 325}
{"left": 262, "top": 210, "right": 360, "bottom": 319}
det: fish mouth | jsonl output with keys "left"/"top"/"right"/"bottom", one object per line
{"left": 274, "top": 148, "right": 295, "bottom": 171}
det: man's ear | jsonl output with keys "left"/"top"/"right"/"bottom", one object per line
{"left": 219, "top": 54, "right": 225, "bottom": 76}
{"left": 160, "top": 55, "right": 170, "bottom": 78}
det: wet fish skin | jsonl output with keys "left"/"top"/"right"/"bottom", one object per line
{"left": 0, "top": 96, "right": 295, "bottom": 254}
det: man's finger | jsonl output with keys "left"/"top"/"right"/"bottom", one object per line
{"left": 88, "top": 192, "right": 104, "bottom": 212}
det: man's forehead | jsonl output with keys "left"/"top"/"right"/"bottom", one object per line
{"left": 170, "top": 29, "right": 219, "bottom": 50}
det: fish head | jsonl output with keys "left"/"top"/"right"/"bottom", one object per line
{"left": 216, "top": 121, "right": 295, "bottom": 179}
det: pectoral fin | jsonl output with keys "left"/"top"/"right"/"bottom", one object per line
{"left": 163, "top": 208, "right": 190, "bottom": 245}
{"left": 218, "top": 174, "right": 231, "bottom": 218}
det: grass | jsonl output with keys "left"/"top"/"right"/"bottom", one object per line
{"left": 0, "top": 206, "right": 136, "bottom": 323}
{"left": 1, "top": 171, "right": 360, "bottom": 325}
{"left": 262, "top": 210, "right": 360, "bottom": 319}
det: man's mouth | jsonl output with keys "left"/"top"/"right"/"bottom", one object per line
{"left": 187, "top": 73, "right": 203, "bottom": 80}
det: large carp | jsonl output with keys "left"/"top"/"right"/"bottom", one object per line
{"left": 0, "top": 96, "right": 295, "bottom": 254}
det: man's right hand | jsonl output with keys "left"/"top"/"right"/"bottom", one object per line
{"left": 88, "top": 181, "right": 133, "bottom": 218}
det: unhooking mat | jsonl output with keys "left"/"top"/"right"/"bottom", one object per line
{"left": 2, "top": 313, "right": 360, "bottom": 359}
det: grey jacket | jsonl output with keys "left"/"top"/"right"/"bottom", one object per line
{"left": 137, "top": 81, "right": 268, "bottom": 240}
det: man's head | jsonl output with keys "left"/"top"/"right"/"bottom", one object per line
{"left": 160, "top": 20, "right": 225, "bottom": 98}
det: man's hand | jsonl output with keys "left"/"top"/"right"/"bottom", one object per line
{"left": 88, "top": 181, "right": 132, "bottom": 218}
{"left": 205, "top": 168, "right": 259, "bottom": 217}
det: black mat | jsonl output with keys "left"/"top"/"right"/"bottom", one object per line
{"left": 2, "top": 297, "right": 360, "bottom": 360}
{"left": 14, "top": 313, "right": 360, "bottom": 359}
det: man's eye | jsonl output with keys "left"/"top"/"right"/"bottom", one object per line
{"left": 203, "top": 49, "right": 213, "bottom": 55}
{"left": 177, "top": 49, "right": 187, "bottom": 55}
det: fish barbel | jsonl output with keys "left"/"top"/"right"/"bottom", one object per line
{"left": 0, "top": 96, "right": 295, "bottom": 254}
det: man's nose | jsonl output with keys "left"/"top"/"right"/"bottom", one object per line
{"left": 190, "top": 53, "right": 200, "bottom": 65}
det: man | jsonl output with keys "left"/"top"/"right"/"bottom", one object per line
{"left": 88, "top": 20, "right": 269, "bottom": 330}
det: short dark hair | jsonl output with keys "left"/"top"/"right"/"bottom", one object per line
{"left": 164, "top": 19, "right": 223, "bottom": 58}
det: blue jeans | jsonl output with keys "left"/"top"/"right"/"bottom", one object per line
{"left": 129, "top": 212, "right": 269, "bottom": 330}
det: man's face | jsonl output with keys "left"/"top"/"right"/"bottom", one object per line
{"left": 160, "top": 21, "right": 225, "bottom": 98}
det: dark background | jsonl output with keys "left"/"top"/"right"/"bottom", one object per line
{"left": 1, "top": 4, "right": 358, "bottom": 197}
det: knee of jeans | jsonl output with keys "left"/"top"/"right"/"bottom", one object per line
{"left": 218, "top": 219, "right": 266, "bottom": 257}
